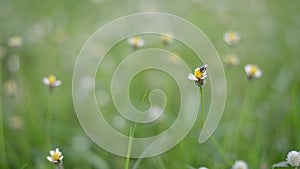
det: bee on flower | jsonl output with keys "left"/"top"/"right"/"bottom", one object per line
{"left": 244, "top": 64, "right": 262, "bottom": 79}
{"left": 161, "top": 33, "right": 174, "bottom": 44}
{"left": 43, "top": 75, "right": 62, "bottom": 91}
{"left": 8, "top": 36, "right": 23, "bottom": 47}
{"left": 232, "top": 160, "right": 248, "bottom": 169}
{"left": 223, "top": 54, "right": 239, "bottom": 66}
{"left": 47, "top": 148, "right": 63, "bottom": 164}
{"left": 127, "top": 36, "right": 145, "bottom": 48}
{"left": 187, "top": 64, "right": 208, "bottom": 87}
{"left": 223, "top": 31, "right": 240, "bottom": 46}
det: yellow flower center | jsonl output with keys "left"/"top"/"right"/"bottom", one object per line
{"left": 48, "top": 75, "right": 56, "bottom": 84}
{"left": 226, "top": 54, "right": 237, "bottom": 65}
{"left": 194, "top": 68, "right": 203, "bottom": 79}
{"left": 51, "top": 152, "right": 60, "bottom": 161}
{"left": 228, "top": 32, "right": 237, "bottom": 41}
{"left": 249, "top": 66, "right": 257, "bottom": 75}
{"left": 132, "top": 37, "right": 140, "bottom": 45}
{"left": 162, "top": 34, "right": 171, "bottom": 42}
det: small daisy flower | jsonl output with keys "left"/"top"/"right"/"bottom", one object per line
{"left": 187, "top": 64, "right": 208, "bottom": 87}
{"left": 127, "top": 36, "right": 145, "bottom": 48}
{"left": 232, "top": 160, "right": 248, "bottom": 169}
{"left": 8, "top": 36, "right": 23, "bottom": 47}
{"left": 43, "top": 75, "right": 62, "bottom": 88}
{"left": 224, "top": 54, "right": 239, "bottom": 66}
{"left": 161, "top": 33, "right": 174, "bottom": 44}
{"left": 47, "top": 148, "right": 63, "bottom": 163}
{"left": 244, "top": 64, "right": 262, "bottom": 79}
{"left": 286, "top": 150, "right": 300, "bottom": 167}
{"left": 223, "top": 31, "right": 240, "bottom": 46}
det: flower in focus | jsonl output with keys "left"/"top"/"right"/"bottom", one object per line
{"left": 244, "top": 64, "right": 262, "bottom": 79}
{"left": 199, "top": 167, "right": 208, "bottom": 169}
{"left": 232, "top": 160, "right": 248, "bottom": 169}
{"left": 8, "top": 36, "right": 23, "bottom": 47}
{"left": 127, "top": 36, "right": 145, "bottom": 48}
{"left": 47, "top": 148, "right": 63, "bottom": 163}
{"left": 286, "top": 151, "right": 300, "bottom": 167}
{"left": 43, "top": 75, "right": 62, "bottom": 88}
{"left": 161, "top": 33, "right": 174, "bottom": 44}
{"left": 187, "top": 64, "right": 208, "bottom": 87}
{"left": 223, "top": 31, "right": 240, "bottom": 46}
{"left": 224, "top": 54, "right": 239, "bottom": 66}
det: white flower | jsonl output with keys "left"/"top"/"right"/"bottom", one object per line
{"left": 224, "top": 54, "right": 239, "bottom": 66}
{"left": 8, "top": 36, "right": 23, "bottom": 47}
{"left": 223, "top": 31, "right": 240, "bottom": 46}
{"left": 199, "top": 167, "right": 208, "bottom": 169}
{"left": 43, "top": 75, "right": 62, "bottom": 88}
{"left": 244, "top": 64, "right": 262, "bottom": 79}
{"left": 187, "top": 64, "right": 208, "bottom": 86}
{"left": 161, "top": 33, "right": 174, "bottom": 44}
{"left": 286, "top": 150, "right": 300, "bottom": 167}
{"left": 232, "top": 160, "right": 248, "bottom": 169}
{"left": 127, "top": 36, "right": 145, "bottom": 48}
{"left": 47, "top": 148, "right": 63, "bottom": 163}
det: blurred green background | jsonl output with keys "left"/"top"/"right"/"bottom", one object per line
{"left": 1, "top": 0, "right": 300, "bottom": 168}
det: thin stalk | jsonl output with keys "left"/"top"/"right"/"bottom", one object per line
{"left": 57, "top": 162, "right": 65, "bottom": 169}
{"left": 0, "top": 61, "right": 8, "bottom": 168}
{"left": 199, "top": 86, "right": 231, "bottom": 165}
{"left": 46, "top": 95, "right": 53, "bottom": 148}
{"left": 125, "top": 123, "right": 136, "bottom": 169}
{"left": 200, "top": 86, "right": 205, "bottom": 126}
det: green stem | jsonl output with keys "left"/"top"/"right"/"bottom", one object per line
{"left": 200, "top": 87, "right": 205, "bottom": 127}
{"left": 47, "top": 95, "right": 53, "bottom": 148}
{"left": 57, "top": 162, "right": 65, "bottom": 169}
{"left": 125, "top": 123, "right": 136, "bottom": 169}
{"left": 0, "top": 61, "right": 8, "bottom": 168}
{"left": 199, "top": 86, "right": 231, "bottom": 165}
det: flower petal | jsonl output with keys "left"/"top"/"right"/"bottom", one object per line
{"left": 187, "top": 74, "right": 198, "bottom": 81}
{"left": 54, "top": 80, "right": 62, "bottom": 86}
{"left": 43, "top": 78, "right": 50, "bottom": 85}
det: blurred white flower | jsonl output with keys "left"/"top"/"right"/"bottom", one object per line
{"left": 187, "top": 64, "right": 208, "bottom": 86}
{"left": 43, "top": 75, "right": 62, "bottom": 88}
{"left": 232, "top": 160, "right": 248, "bottom": 169}
{"left": 244, "top": 64, "right": 262, "bottom": 79}
{"left": 161, "top": 33, "right": 174, "bottom": 44}
{"left": 8, "top": 36, "right": 23, "bottom": 47}
{"left": 8, "top": 115, "right": 23, "bottom": 130}
{"left": 199, "top": 167, "right": 208, "bottom": 169}
{"left": 224, "top": 54, "right": 239, "bottom": 66}
{"left": 47, "top": 148, "right": 63, "bottom": 163}
{"left": 3, "top": 80, "right": 18, "bottom": 96}
{"left": 286, "top": 150, "right": 300, "bottom": 167}
{"left": 223, "top": 31, "right": 240, "bottom": 46}
{"left": 127, "top": 36, "right": 144, "bottom": 48}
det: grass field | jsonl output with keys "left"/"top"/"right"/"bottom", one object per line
{"left": 1, "top": 0, "right": 300, "bottom": 168}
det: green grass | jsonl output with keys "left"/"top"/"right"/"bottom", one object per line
{"left": 1, "top": 0, "right": 300, "bottom": 168}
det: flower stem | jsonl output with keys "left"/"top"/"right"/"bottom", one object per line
{"left": 57, "top": 162, "right": 65, "bottom": 169}
{"left": 125, "top": 123, "right": 136, "bottom": 169}
{"left": 0, "top": 61, "right": 8, "bottom": 169}
{"left": 199, "top": 86, "right": 231, "bottom": 165}
{"left": 200, "top": 86, "right": 205, "bottom": 127}
{"left": 46, "top": 96, "right": 53, "bottom": 148}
